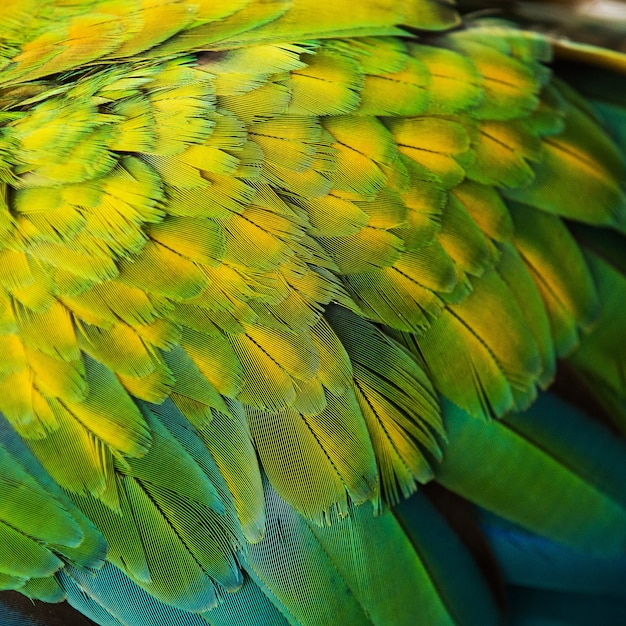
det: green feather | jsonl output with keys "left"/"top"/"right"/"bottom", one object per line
{"left": 437, "top": 394, "right": 626, "bottom": 555}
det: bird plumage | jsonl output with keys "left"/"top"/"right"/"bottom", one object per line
{"left": 0, "top": 1, "right": 626, "bottom": 624}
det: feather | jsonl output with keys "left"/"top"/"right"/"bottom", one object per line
{"left": 566, "top": 246, "right": 626, "bottom": 436}
{"left": 436, "top": 394, "right": 626, "bottom": 555}
{"left": 479, "top": 508, "right": 626, "bottom": 597}
{"left": 1, "top": 1, "right": 626, "bottom": 624}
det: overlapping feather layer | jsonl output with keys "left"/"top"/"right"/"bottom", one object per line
{"left": 0, "top": 1, "right": 625, "bottom": 624}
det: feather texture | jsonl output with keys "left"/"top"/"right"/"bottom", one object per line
{"left": 0, "top": 1, "right": 625, "bottom": 624}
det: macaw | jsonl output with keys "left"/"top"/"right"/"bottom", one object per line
{"left": 0, "top": 0, "right": 625, "bottom": 624}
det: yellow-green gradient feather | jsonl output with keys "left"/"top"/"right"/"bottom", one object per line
{"left": 1, "top": 1, "right": 626, "bottom": 624}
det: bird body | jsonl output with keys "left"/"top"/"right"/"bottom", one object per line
{"left": 0, "top": 1, "right": 626, "bottom": 624}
